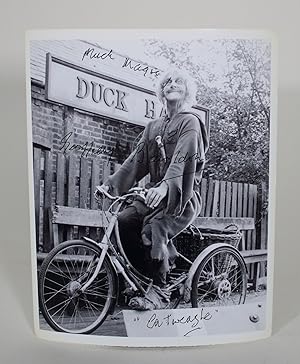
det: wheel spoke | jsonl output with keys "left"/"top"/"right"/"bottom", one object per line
{"left": 39, "top": 241, "right": 116, "bottom": 334}
{"left": 43, "top": 284, "right": 67, "bottom": 296}
{"left": 44, "top": 276, "right": 65, "bottom": 289}
{"left": 62, "top": 254, "right": 74, "bottom": 281}
{"left": 84, "top": 291, "right": 110, "bottom": 300}
{"left": 75, "top": 302, "right": 85, "bottom": 323}
{"left": 85, "top": 287, "right": 110, "bottom": 297}
{"left": 231, "top": 280, "right": 244, "bottom": 292}
{"left": 67, "top": 248, "right": 77, "bottom": 277}
{"left": 197, "top": 282, "right": 215, "bottom": 302}
{"left": 48, "top": 262, "right": 73, "bottom": 280}
{"left": 57, "top": 301, "right": 69, "bottom": 324}
{"left": 79, "top": 250, "right": 87, "bottom": 278}
{"left": 50, "top": 297, "right": 74, "bottom": 317}
{"left": 44, "top": 283, "right": 69, "bottom": 304}
{"left": 68, "top": 301, "right": 78, "bottom": 325}
{"left": 192, "top": 248, "right": 247, "bottom": 308}
{"left": 81, "top": 296, "right": 97, "bottom": 317}
{"left": 81, "top": 295, "right": 103, "bottom": 314}
{"left": 56, "top": 300, "right": 74, "bottom": 320}
{"left": 73, "top": 301, "right": 79, "bottom": 329}
{"left": 84, "top": 283, "right": 109, "bottom": 293}
{"left": 89, "top": 274, "right": 109, "bottom": 286}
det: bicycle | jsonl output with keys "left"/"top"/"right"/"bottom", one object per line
{"left": 38, "top": 186, "right": 247, "bottom": 334}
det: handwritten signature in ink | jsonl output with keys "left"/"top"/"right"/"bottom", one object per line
{"left": 81, "top": 48, "right": 160, "bottom": 78}
{"left": 145, "top": 308, "right": 212, "bottom": 337}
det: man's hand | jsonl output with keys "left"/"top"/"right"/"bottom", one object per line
{"left": 145, "top": 181, "right": 168, "bottom": 209}
{"left": 94, "top": 184, "right": 109, "bottom": 199}
{"left": 98, "top": 184, "right": 109, "bottom": 192}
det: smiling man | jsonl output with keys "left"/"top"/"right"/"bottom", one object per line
{"left": 97, "top": 69, "right": 209, "bottom": 309}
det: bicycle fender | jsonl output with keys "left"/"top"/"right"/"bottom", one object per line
{"left": 184, "top": 243, "right": 242, "bottom": 301}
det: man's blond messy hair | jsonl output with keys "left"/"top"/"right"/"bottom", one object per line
{"left": 156, "top": 68, "right": 197, "bottom": 108}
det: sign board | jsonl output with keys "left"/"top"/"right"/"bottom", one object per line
{"left": 45, "top": 53, "right": 209, "bottom": 130}
{"left": 123, "top": 302, "right": 266, "bottom": 337}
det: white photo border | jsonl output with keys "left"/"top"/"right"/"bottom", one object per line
{"left": 26, "top": 29, "right": 277, "bottom": 347}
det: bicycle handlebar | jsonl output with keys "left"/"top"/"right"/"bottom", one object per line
{"left": 95, "top": 186, "right": 118, "bottom": 200}
{"left": 94, "top": 185, "right": 148, "bottom": 202}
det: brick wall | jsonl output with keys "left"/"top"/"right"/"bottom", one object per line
{"left": 31, "top": 82, "right": 144, "bottom": 208}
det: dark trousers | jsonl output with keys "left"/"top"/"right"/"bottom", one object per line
{"left": 117, "top": 200, "right": 169, "bottom": 287}
{"left": 117, "top": 193, "right": 201, "bottom": 287}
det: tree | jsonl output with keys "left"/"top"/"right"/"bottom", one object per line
{"left": 143, "top": 39, "right": 271, "bottom": 185}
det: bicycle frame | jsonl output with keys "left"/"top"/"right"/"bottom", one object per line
{"left": 38, "top": 188, "right": 247, "bottom": 336}
{"left": 77, "top": 208, "right": 115, "bottom": 289}
{"left": 81, "top": 186, "right": 246, "bottom": 304}
{"left": 80, "top": 193, "right": 152, "bottom": 296}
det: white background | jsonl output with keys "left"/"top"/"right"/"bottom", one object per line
{"left": 0, "top": 1, "right": 299, "bottom": 363}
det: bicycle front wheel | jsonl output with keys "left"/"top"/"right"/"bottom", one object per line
{"left": 39, "top": 240, "right": 118, "bottom": 334}
{"left": 191, "top": 246, "right": 247, "bottom": 308}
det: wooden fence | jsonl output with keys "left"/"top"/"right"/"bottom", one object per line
{"left": 33, "top": 147, "right": 268, "bottom": 284}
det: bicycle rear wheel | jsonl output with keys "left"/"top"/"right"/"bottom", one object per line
{"left": 39, "top": 240, "right": 118, "bottom": 334}
{"left": 191, "top": 246, "right": 247, "bottom": 307}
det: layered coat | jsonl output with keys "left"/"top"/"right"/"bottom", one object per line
{"left": 106, "top": 112, "right": 209, "bottom": 271}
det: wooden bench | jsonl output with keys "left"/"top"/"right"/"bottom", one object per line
{"left": 42, "top": 205, "right": 267, "bottom": 291}
{"left": 49, "top": 205, "right": 112, "bottom": 247}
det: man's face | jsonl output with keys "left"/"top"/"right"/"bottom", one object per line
{"left": 163, "top": 74, "right": 187, "bottom": 103}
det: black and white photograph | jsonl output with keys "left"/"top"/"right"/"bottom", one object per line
{"left": 26, "top": 30, "right": 276, "bottom": 346}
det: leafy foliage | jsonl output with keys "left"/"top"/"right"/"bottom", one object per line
{"left": 143, "top": 39, "right": 271, "bottom": 185}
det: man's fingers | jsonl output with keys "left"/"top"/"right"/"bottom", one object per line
{"left": 146, "top": 190, "right": 157, "bottom": 206}
{"left": 145, "top": 189, "right": 153, "bottom": 205}
{"left": 148, "top": 193, "right": 161, "bottom": 208}
{"left": 145, "top": 186, "right": 166, "bottom": 208}
{"left": 149, "top": 194, "right": 161, "bottom": 209}
{"left": 101, "top": 184, "right": 109, "bottom": 192}
{"left": 145, "top": 190, "right": 151, "bottom": 205}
